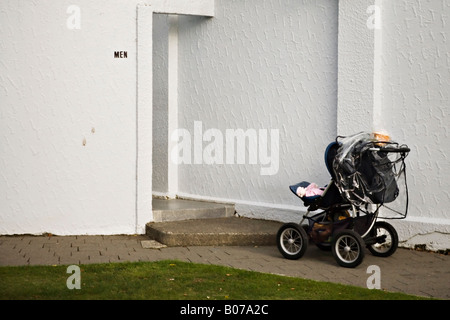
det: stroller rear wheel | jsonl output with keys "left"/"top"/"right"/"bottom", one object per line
{"left": 366, "top": 221, "right": 398, "bottom": 257}
{"left": 277, "top": 223, "right": 308, "bottom": 260}
{"left": 332, "top": 230, "right": 365, "bottom": 268}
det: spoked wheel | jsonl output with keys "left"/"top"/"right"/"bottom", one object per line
{"left": 332, "top": 230, "right": 365, "bottom": 268}
{"left": 367, "top": 221, "right": 398, "bottom": 257}
{"left": 277, "top": 223, "right": 308, "bottom": 260}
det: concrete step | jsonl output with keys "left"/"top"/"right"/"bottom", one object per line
{"left": 152, "top": 198, "right": 235, "bottom": 223}
{"left": 145, "top": 216, "right": 283, "bottom": 247}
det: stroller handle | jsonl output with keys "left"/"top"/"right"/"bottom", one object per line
{"left": 369, "top": 146, "right": 410, "bottom": 153}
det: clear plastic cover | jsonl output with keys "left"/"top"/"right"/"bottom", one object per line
{"left": 332, "top": 132, "right": 409, "bottom": 218}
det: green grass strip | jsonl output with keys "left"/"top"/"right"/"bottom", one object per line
{"left": 0, "top": 260, "right": 431, "bottom": 300}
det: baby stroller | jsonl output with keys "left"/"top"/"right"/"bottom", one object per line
{"left": 276, "top": 132, "right": 410, "bottom": 268}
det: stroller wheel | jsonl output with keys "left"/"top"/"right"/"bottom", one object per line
{"left": 367, "top": 221, "right": 398, "bottom": 257}
{"left": 332, "top": 230, "right": 365, "bottom": 268}
{"left": 277, "top": 223, "right": 308, "bottom": 260}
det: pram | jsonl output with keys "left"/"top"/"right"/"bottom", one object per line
{"left": 276, "top": 132, "right": 410, "bottom": 268}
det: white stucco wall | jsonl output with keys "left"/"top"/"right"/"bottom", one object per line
{"left": 379, "top": 0, "right": 450, "bottom": 251}
{"left": 0, "top": 0, "right": 142, "bottom": 235}
{"left": 173, "top": 0, "right": 449, "bottom": 250}
{"left": 1, "top": 0, "right": 449, "bottom": 250}
{"left": 336, "top": 0, "right": 450, "bottom": 251}
{"left": 337, "top": 0, "right": 377, "bottom": 134}
{"left": 176, "top": 0, "right": 339, "bottom": 217}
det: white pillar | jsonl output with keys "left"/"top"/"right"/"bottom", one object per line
{"left": 136, "top": 4, "right": 154, "bottom": 232}
{"left": 167, "top": 14, "right": 179, "bottom": 198}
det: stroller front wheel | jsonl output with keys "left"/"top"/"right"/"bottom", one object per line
{"left": 332, "top": 230, "right": 365, "bottom": 268}
{"left": 277, "top": 223, "right": 308, "bottom": 260}
{"left": 366, "top": 221, "right": 399, "bottom": 257}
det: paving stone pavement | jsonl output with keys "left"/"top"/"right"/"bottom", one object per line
{"left": 0, "top": 234, "right": 449, "bottom": 299}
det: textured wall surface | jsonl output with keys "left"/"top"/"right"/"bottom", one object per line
{"left": 0, "top": 0, "right": 140, "bottom": 235}
{"left": 2, "top": 0, "right": 449, "bottom": 249}
{"left": 380, "top": 0, "right": 450, "bottom": 250}
{"left": 381, "top": 0, "right": 450, "bottom": 220}
{"left": 174, "top": 0, "right": 449, "bottom": 250}
{"left": 337, "top": 0, "right": 376, "bottom": 135}
{"left": 177, "top": 0, "right": 339, "bottom": 207}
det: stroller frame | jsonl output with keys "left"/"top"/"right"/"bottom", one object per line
{"left": 277, "top": 133, "right": 410, "bottom": 268}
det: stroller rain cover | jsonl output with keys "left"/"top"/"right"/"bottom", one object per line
{"left": 332, "top": 132, "right": 402, "bottom": 206}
